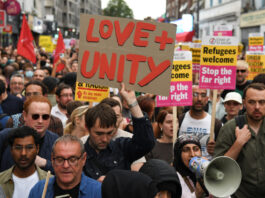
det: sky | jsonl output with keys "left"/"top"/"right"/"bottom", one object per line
{"left": 101, "top": 0, "right": 166, "bottom": 20}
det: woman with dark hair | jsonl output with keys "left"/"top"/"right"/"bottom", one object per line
{"left": 173, "top": 134, "right": 206, "bottom": 198}
{"left": 146, "top": 108, "right": 177, "bottom": 164}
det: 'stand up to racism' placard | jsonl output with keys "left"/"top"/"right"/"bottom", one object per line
{"left": 156, "top": 51, "right": 192, "bottom": 107}
{"left": 75, "top": 82, "right": 109, "bottom": 102}
{"left": 199, "top": 36, "right": 238, "bottom": 89}
{"left": 246, "top": 51, "right": 265, "bottom": 80}
{"left": 77, "top": 14, "right": 177, "bottom": 96}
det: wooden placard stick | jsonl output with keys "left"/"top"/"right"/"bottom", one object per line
{"left": 173, "top": 106, "right": 178, "bottom": 146}
{"left": 41, "top": 171, "right": 51, "bottom": 198}
{"left": 210, "top": 90, "right": 217, "bottom": 141}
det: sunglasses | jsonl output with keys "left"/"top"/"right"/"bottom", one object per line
{"left": 236, "top": 69, "right": 246, "bottom": 73}
{"left": 31, "top": 114, "right": 50, "bottom": 120}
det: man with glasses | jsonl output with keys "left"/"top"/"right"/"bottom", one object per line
{"left": 221, "top": 60, "right": 251, "bottom": 98}
{"left": 0, "top": 126, "right": 48, "bottom": 198}
{"left": 51, "top": 83, "right": 74, "bottom": 127}
{"left": 0, "top": 96, "right": 59, "bottom": 172}
{"left": 214, "top": 83, "right": 265, "bottom": 197}
{"left": 178, "top": 85, "right": 222, "bottom": 159}
{"left": 29, "top": 135, "right": 102, "bottom": 198}
{"left": 6, "top": 80, "right": 63, "bottom": 136}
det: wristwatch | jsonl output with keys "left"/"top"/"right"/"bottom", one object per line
{"left": 128, "top": 100, "right": 138, "bottom": 109}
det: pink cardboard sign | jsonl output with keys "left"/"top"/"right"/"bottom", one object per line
{"left": 199, "top": 36, "right": 238, "bottom": 90}
{"left": 156, "top": 51, "right": 193, "bottom": 107}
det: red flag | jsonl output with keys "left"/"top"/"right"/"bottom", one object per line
{"left": 176, "top": 30, "right": 195, "bottom": 42}
{"left": 17, "top": 14, "right": 36, "bottom": 63}
{"left": 54, "top": 30, "right": 65, "bottom": 72}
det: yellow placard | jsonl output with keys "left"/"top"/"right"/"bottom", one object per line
{"left": 200, "top": 45, "right": 237, "bottom": 66}
{"left": 171, "top": 60, "right": 192, "bottom": 82}
{"left": 39, "top": 35, "right": 55, "bottom": 53}
{"left": 249, "top": 37, "right": 264, "bottom": 46}
{"left": 75, "top": 82, "right": 109, "bottom": 102}
{"left": 246, "top": 53, "right": 265, "bottom": 80}
{"left": 191, "top": 48, "right": 201, "bottom": 65}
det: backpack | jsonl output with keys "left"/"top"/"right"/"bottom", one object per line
{"left": 235, "top": 115, "right": 245, "bottom": 129}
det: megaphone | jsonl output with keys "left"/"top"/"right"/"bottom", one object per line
{"left": 189, "top": 156, "right": 242, "bottom": 198}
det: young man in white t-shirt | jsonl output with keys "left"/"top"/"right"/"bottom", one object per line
{"left": 0, "top": 126, "right": 48, "bottom": 198}
{"left": 179, "top": 85, "right": 222, "bottom": 159}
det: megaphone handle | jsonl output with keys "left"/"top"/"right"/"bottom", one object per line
{"left": 197, "top": 178, "right": 209, "bottom": 197}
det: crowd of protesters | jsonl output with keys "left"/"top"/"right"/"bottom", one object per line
{"left": 0, "top": 43, "right": 264, "bottom": 198}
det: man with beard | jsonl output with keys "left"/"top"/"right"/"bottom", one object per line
{"left": 0, "top": 126, "right": 48, "bottom": 198}
{"left": 178, "top": 85, "right": 222, "bottom": 159}
{"left": 51, "top": 83, "right": 74, "bottom": 127}
{"left": 221, "top": 60, "right": 251, "bottom": 98}
{"left": 214, "top": 83, "right": 265, "bottom": 198}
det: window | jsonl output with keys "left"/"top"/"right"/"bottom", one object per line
{"left": 218, "top": 0, "right": 222, "bottom": 4}
{"left": 210, "top": 0, "right": 213, "bottom": 7}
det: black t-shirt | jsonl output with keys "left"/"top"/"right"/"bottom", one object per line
{"left": 54, "top": 180, "right": 80, "bottom": 198}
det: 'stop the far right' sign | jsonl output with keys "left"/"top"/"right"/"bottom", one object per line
{"left": 199, "top": 36, "right": 238, "bottom": 90}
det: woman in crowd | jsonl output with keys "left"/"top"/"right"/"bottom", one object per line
{"left": 146, "top": 108, "right": 177, "bottom": 164}
{"left": 64, "top": 105, "right": 89, "bottom": 138}
{"left": 173, "top": 134, "right": 206, "bottom": 198}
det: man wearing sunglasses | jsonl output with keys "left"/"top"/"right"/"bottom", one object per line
{"left": 29, "top": 135, "right": 101, "bottom": 198}
{"left": 0, "top": 96, "right": 59, "bottom": 172}
{"left": 221, "top": 60, "right": 251, "bottom": 98}
{"left": 0, "top": 126, "right": 48, "bottom": 198}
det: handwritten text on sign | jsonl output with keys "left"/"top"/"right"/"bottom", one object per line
{"left": 157, "top": 51, "right": 192, "bottom": 107}
{"left": 77, "top": 14, "right": 177, "bottom": 96}
{"left": 199, "top": 36, "right": 238, "bottom": 89}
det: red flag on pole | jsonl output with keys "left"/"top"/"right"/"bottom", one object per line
{"left": 54, "top": 30, "right": 65, "bottom": 72}
{"left": 17, "top": 14, "right": 36, "bottom": 63}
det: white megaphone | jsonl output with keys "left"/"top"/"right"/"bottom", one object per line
{"left": 189, "top": 156, "right": 242, "bottom": 198}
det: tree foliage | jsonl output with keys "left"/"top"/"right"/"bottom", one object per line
{"left": 103, "top": 0, "right": 134, "bottom": 19}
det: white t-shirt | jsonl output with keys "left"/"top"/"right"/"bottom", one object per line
{"left": 179, "top": 111, "right": 212, "bottom": 159}
{"left": 12, "top": 171, "right": 39, "bottom": 198}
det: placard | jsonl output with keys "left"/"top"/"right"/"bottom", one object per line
{"left": 199, "top": 36, "right": 238, "bottom": 89}
{"left": 246, "top": 51, "right": 265, "bottom": 80}
{"left": 75, "top": 82, "right": 109, "bottom": 102}
{"left": 156, "top": 51, "right": 192, "bottom": 107}
{"left": 77, "top": 14, "right": 177, "bottom": 96}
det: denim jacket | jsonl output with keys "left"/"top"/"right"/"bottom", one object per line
{"left": 28, "top": 173, "right": 102, "bottom": 198}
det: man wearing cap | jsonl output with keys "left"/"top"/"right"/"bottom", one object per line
{"left": 221, "top": 92, "right": 243, "bottom": 124}
{"left": 221, "top": 60, "right": 251, "bottom": 98}
{"left": 214, "top": 83, "right": 265, "bottom": 197}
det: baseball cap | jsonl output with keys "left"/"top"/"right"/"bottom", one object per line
{"left": 224, "top": 92, "right": 242, "bottom": 104}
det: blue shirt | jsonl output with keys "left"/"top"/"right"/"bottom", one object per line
{"left": 28, "top": 173, "right": 102, "bottom": 198}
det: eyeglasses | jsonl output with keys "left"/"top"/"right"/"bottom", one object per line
{"left": 236, "top": 70, "right": 246, "bottom": 73}
{"left": 53, "top": 155, "right": 83, "bottom": 166}
{"left": 193, "top": 92, "right": 207, "bottom": 98}
{"left": 31, "top": 114, "right": 50, "bottom": 120}
{"left": 60, "top": 94, "right": 73, "bottom": 98}
{"left": 25, "top": 92, "right": 41, "bottom": 97}
{"left": 13, "top": 144, "right": 35, "bottom": 152}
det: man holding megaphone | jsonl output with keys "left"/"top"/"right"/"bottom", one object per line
{"left": 214, "top": 83, "right": 265, "bottom": 198}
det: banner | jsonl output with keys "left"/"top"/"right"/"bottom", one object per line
{"left": 246, "top": 51, "right": 265, "bottom": 80}
{"left": 75, "top": 82, "right": 109, "bottom": 102}
{"left": 199, "top": 36, "right": 238, "bottom": 89}
{"left": 77, "top": 14, "right": 176, "bottom": 96}
{"left": 156, "top": 51, "right": 192, "bottom": 107}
